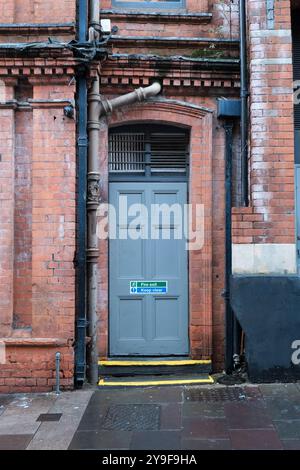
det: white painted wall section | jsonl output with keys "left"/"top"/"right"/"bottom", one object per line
{"left": 232, "top": 244, "right": 297, "bottom": 274}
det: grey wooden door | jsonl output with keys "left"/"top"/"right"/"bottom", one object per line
{"left": 109, "top": 182, "right": 189, "bottom": 356}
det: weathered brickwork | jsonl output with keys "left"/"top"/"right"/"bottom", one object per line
{"left": 0, "top": 1, "right": 76, "bottom": 392}
{"left": 233, "top": 1, "right": 295, "bottom": 249}
{"left": 0, "top": 1, "right": 296, "bottom": 391}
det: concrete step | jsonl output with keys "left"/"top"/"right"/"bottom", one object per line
{"left": 98, "top": 373, "right": 214, "bottom": 387}
{"left": 98, "top": 358, "right": 212, "bottom": 377}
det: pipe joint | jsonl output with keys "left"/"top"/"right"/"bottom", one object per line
{"left": 135, "top": 87, "right": 147, "bottom": 102}
{"left": 100, "top": 99, "right": 113, "bottom": 115}
{"left": 88, "top": 94, "right": 101, "bottom": 104}
{"left": 86, "top": 248, "right": 100, "bottom": 262}
{"left": 87, "top": 119, "right": 101, "bottom": 131}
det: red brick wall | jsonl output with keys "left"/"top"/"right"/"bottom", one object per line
{"left": 233, "top": 0, "right": 295, "bottom": 247}
{"left": 0, "top": 0, "right": 77, "bottom": 393}
{"left": 0, "top": 75, "right": 77, "bottom": 392}
{"left": 101, "top": 0, "right": 240, "bottom": 42}
{"left": 0, "top": 0, "right": 244, "bottom": 389}
{"left": 3, "top": 0, "right": 76, "bottom": 23}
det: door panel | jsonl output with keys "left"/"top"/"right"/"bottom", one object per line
{"left": 109, "top": 182, "right": 188, "bottom": 356}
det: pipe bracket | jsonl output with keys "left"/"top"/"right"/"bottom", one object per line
{"left": 87, "top": 172, "right": 101, "bottom": 205}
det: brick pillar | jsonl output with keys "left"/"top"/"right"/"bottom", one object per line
{"left": 232, "top": 0, "right": 296, "bottom": 274}
{"left": 30, "top": 82, "right": 76, "bottom": 341}
{"left": 13, "top": 97, "right": 33, "bottom": 329}
{"left": 0, "top": 83, "right": 15, "bottom": 336}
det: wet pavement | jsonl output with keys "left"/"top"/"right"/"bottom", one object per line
{"left": 1, "top": 383, "right": 300, "bottom": 449}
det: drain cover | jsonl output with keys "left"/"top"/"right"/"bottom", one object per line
{"left": 102, "top": 404, "right": 160, "bottom": 431}
{"left": 184, "top": 387, "right": 247, "bottom": 402}
{"left": 37, "top": 413, "right": 62, "bottom": 422}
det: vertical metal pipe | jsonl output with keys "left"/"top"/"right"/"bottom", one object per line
{"left": 239, "top": 0, "right": 249, "bottom": 206}
{"left": 87, "top": 76, "right": 101, "bottom": 384}
{"left": 75, "top": 73, "right": 88, "bottom": 387}
{"left": 78, "top": 0, "right": 88, "bottom": 43}
{"left": 224, "top": 122, "right": 234, "bottom": 374}
{"left": 55, "top": 352, "right": 61, "bottom": 394}
{"left": 75, "top": 0, "right": 88, "bottom": 387}
{"left": 90, "top": 0, "right": 100, "bottom": 29}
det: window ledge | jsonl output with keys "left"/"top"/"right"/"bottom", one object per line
{"left": 100, "top": 9, "right": 212, "bottom": 24}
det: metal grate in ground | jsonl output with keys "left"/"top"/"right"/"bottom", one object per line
{"left": 184, "top": 387, "right": 249, "bottom": 402}
{"left": 102, "top": 404, "right": 160, "bottom": 431}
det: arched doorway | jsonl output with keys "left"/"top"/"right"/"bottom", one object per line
{"left": 108, "top": 123, "right": 190, "bottom": 356}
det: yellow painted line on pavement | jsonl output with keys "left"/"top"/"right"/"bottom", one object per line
{"left": 98, "top": 359, "right": 211, "bottom": 367}
{"left": 98, "top": 376, "right": 214, "bottom": 387}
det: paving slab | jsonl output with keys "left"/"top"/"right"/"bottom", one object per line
{"left": 130, "top": 430, "right": 181, "bottom": 450}
{"left": 182, "top": 418, "right": 229, "bottom": 439}
{"left": 91, "top": 387, "right": 183, "bottom": 406}
{"left": 0, "top": 434, "right": 33, "bottom": 450}
{"left": 3, "top": 394, "right": 56, "bottom": 416}
{"left": 182, "top": 402, "right": 225, "bottom": 419}
{"left": 27, "top": 390, "right": 93, "bottom": 450}
{"left": 229, "top": 429, "right": 283, "bottom": 450}
{"left": 259, "top": 383, "right": 300, "bottom": 399}
{"left": 160, "top": 403, "right": 182, "bottom": 430}
{"left": 224, "top": 400, "right": 274, "bottom": 430}
{"left": 281, "top": 439, "right": 300, "bottom": 450}
{"left": 69, "top": 430, "right": 133, "bottom": 450}
{"left": 273, "top": 419, "right": 300, "bottom": 439}
{"left": 0, "top": 415, "right": 42, "bottom": 436}
{"left": 181, "top": 438, "right": 231, "bottom": 450}
{"left": 264, "top": 397, "right": 300, "bottom": 420}
{"left": 0, "top": 396, "right": 13, "bottom": 408}
{"left": 76, "top": 404, "right": 108, "bottom": 431}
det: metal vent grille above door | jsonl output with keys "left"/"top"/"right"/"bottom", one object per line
{"left": 109, "top": 125, "right": 189, "bottom": 179}
{"left": 150, "top": 133, "right": 188, "bottom": 172}
{"left": 109, "top": 133, "right": 145, "bottom": 173}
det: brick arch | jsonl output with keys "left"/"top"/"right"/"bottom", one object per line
{"left": 98, "top": 99, "right": 214, "bottom": 360}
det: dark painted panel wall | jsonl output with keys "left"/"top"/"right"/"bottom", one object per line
{"left": 230, "top": 276, "right": 300, "bottom": 382}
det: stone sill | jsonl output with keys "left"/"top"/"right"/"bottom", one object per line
{"left": 0, "top": 338, "right": 71, "bottom": 347}
{"left": 111, "top": 35, "right": 239, "bottom": 48}
{"left": 0, "top": 23, "right": 75, "bottom": 35}
{"left": 100, "top": 9, "right": 212, "bottom": 24}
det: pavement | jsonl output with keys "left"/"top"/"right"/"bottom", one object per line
{"left": 1, "top": 383, "right": 300, "bottom": 450}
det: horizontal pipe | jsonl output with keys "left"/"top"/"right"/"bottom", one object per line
{"left": 99, "top": 82, "right": 162, "bottom": 116}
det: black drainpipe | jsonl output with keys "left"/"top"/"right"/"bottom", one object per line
{"left": 217, "top": 99, "right": 242, "bottom": 373}
{"left": 75, "top": 0, "right": 88, "bottom": 387}
{"left": 240, "top": 0, "right": 249, "bottom": 206}
{"left": 224, "top": 122, "right": 234, "bottom": 373}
